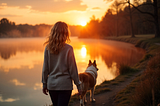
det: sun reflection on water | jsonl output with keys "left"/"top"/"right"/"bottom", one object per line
{"left": 81, "top": 46, "right": 87, "bottom": 58}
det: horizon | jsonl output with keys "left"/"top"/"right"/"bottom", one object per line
{"left": 0, "top": 0, "right": 112, "bottom": 26}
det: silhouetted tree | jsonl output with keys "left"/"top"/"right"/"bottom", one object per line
{"left": 131, "top": 0, "right": 160, "bottom": 38}
{"left": 100, "top": 9, "right": 115, "bottom": 37}
{"left": 110, "top": 0, "right": 123, "bottom": 37}
{"left": 0, "top": 18, "right": 81, "bottom": 38}
{"left": 128, "top": 0, "right": 135, "bottom": 37}
{"left": 0, "top": 18, "right": 16, "bottom": 37}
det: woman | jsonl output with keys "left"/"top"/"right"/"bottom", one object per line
{"left": 42, "top": 21, "right": 81, "bottom": 106}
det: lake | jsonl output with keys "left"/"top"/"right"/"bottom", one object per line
{"left": 0, "top": 37, "right": 145, "bottom": 106}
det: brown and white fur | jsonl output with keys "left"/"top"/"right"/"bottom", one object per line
{"left": 78, "top": 60, "right": 99, "bottom": 106}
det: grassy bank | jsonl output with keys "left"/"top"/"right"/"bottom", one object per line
{"left": 69, "top": 34, "right": 160, "bottom": 106}
{"left": 105, "top": 34, "right": 160, "bottom": 106}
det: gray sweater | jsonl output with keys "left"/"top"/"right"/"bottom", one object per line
{"left": 42, "top": 44, "right": 81, "bottom": 90}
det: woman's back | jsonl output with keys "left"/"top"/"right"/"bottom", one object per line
{"left": 45, "top": 44, "right": 78, "bottom": 90}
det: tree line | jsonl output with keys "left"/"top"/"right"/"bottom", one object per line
{"left": 80, "top": 0, "right": 160, "bottom": 38}
{"left": 0, "top": 0, "right": 159, "bottom": 38}
{"left": 0, "top": 18, "right": 81, "bottom": 38}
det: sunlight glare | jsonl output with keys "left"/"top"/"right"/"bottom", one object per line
{"left": 80, "top": 21, "right": 87, "bottom": 26}
{"left": 81, "top": 46, "right": 87, "bottom": 57}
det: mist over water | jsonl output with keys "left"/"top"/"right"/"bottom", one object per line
{"left": 0, "top": 37, "right": 145, "bottom": 106}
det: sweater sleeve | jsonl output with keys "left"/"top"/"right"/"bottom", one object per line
{"left": 68, "top": 47, "right": 81, "bottom": 90}
{"left": 42, "top": 47, "right": 49, "bottom": 89}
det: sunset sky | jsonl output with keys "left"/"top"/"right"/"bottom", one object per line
{"left": 0, "top": 0, "right": 112, "bottom": 25}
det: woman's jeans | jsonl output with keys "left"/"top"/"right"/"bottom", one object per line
{"left": 49, "top": 90, "right": 72, "bottom": 106}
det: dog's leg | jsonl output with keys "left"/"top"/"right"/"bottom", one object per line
{"left": 90, "top": 88, "right": 95, "bottom": 102}
{"left": 80, "top": 99, "right": 84, "bottom": 106}
{"left": 84, "top": 94, "right": 87, "bottom": 103}
{"left": 80, "top": 91, "right": 87, "bottom": 106}
{"left": 80, "top": 94, "right": 83, "bottom": 106}
{"left": 80, "top": 95, "right": 84, "bottom": 106}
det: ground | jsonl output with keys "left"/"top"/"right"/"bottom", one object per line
{"left": 70, "top": 70, "right": 142, "bottom": 106}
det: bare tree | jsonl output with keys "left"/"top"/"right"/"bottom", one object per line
{"left": 108, "top": 0, "right": 136, "bottom": 37}
{"left": 107, "top": 0, "right": 160, "bottom": 38}
{"left": 128, "top": 0, "right": 135, "bottom": 37}
{"left": 110, "top": 0, "right": 123, "bottom": 37}
{"left": 130, "top": 0, "right": 160, "bottom": 38}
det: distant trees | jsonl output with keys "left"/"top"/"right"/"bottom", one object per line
{"left": 0, "top": 18, "right": 51, "bottom": 37}
{"left": 79, "top": 0, "right": 160, "bottom": 38}
{"left": 16, "top": 24, "right": 51, "bottom": 37}
{"left": 0, "top": 18, "right": 16, "bottom": 37}
{"left": 0, "top": 18, "right": 81, "bottom": 38}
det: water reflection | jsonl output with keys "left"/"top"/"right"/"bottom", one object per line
{"left": 0, "top": 38, "right": 44, "bottom": 60}
{"left": 0, "top": 37, "right": 145, "bottom": 106}
{"left": 81, "top": 46, "right": 87, "bottom": 58}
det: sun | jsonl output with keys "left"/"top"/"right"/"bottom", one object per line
{"left": 80, "top": 21, "right": 87, "bottom": 26}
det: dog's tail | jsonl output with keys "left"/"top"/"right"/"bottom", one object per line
{"left": 79, "top": 73, "right": 89, "bottom": 85}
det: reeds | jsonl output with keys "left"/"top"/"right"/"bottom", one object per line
{"left": 132, "top": 54, "right": 160, "bottom": 106}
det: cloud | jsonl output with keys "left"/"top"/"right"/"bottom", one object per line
{"left": 92, "top": 7, "right": 101, "bottom": 10}
{"left": 11, "top": 79, "right": 26, "bottom": 86}
{"left": 0, "top": 14, "right": 22, "bottom": 17}
{"left": 0, "top": 0, "right": 87, "bottom": 12}
{"left": 1, "top": 3, "right": 7, "bottom": 6}
{"left": 65, "top": 0, "right": 73, "bottom": 1}
{"left": 0, "top": 95, "right": 19, "bottom": 102}
{"left": 33, "top": 83, "right": 42, "bottom": 90}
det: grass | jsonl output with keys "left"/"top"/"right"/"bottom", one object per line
{"left": 132, "top": 54, "right": 160, "bottom": 106}
{"left": 94, "top": 87, "right": 111, "bottom": 94}
{"left": 118, "top": 64, "right": 139, "bottom": 75}
{"left": 104, "top": 34, "right": 155, "bottom": 45}
{"left": 139, "top": 53, "right": 153, "bottom": 63}
{"left": 113, "top": 35, "right": 160, "bottom": 106}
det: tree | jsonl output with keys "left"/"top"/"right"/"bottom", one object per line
{"left": 100, "top": 9, "right": 116, "bottom": 36}
{"left": 128, "top": 0, "right": 135, "bottom": 37}
{"left": 0, "top": 18, "right": 16, "bottom": 37}
{"left": 130, "top": 0, "right": 160, "bottom": 38}
{"left": 110, "top": 0, "right": 123, "bottom": 37}
{"left": 0, "top": 18, "right": 10, "bottom": 35}
{"left": 106, "top": 0, "right": 136, "bottom": 37}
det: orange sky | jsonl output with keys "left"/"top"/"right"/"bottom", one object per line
{"left": 0, "top": 0, "right": 112, "bottom": 25}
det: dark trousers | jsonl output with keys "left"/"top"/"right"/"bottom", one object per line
{"left": 49, "top": 90, "right": 72, "bottom": 106}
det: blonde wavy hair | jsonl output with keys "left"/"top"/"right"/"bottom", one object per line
{"left": 44, "top": 21, "right": 70, "bottom": 54}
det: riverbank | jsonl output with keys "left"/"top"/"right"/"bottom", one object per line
{"left": 69, "top": 34, "right": 160, "bottom": 106}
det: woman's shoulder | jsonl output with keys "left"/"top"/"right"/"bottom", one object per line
{"left": 44, "top": 45, "right": 49, "bottom": 51}
{"left": 64, "top": 44, "right": 73, "bottom": 49}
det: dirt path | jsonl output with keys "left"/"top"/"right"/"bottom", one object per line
{"left": 70, "top": 71, "right": 142, "bottom": 106}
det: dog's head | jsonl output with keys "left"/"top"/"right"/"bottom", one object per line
{"left": 88, "top": 60, "right": 99, "bottom": 71}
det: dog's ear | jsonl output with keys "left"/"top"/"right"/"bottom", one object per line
{"left": 89, "top": 60, "right": 92, "bottom": 64}
{"left": 93, "top": 60, "right": 96, "bottom": 64}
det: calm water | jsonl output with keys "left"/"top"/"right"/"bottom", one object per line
{"left": 0, "top": 37, "right": 145, "bottom": 106}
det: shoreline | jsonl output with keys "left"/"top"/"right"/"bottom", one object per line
{"left": 69, "top": 34, "right": 160, "bottom": 106}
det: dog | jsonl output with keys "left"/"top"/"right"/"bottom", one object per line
{"left": 78, "top": 60, "right": 99, "bottom": 106}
